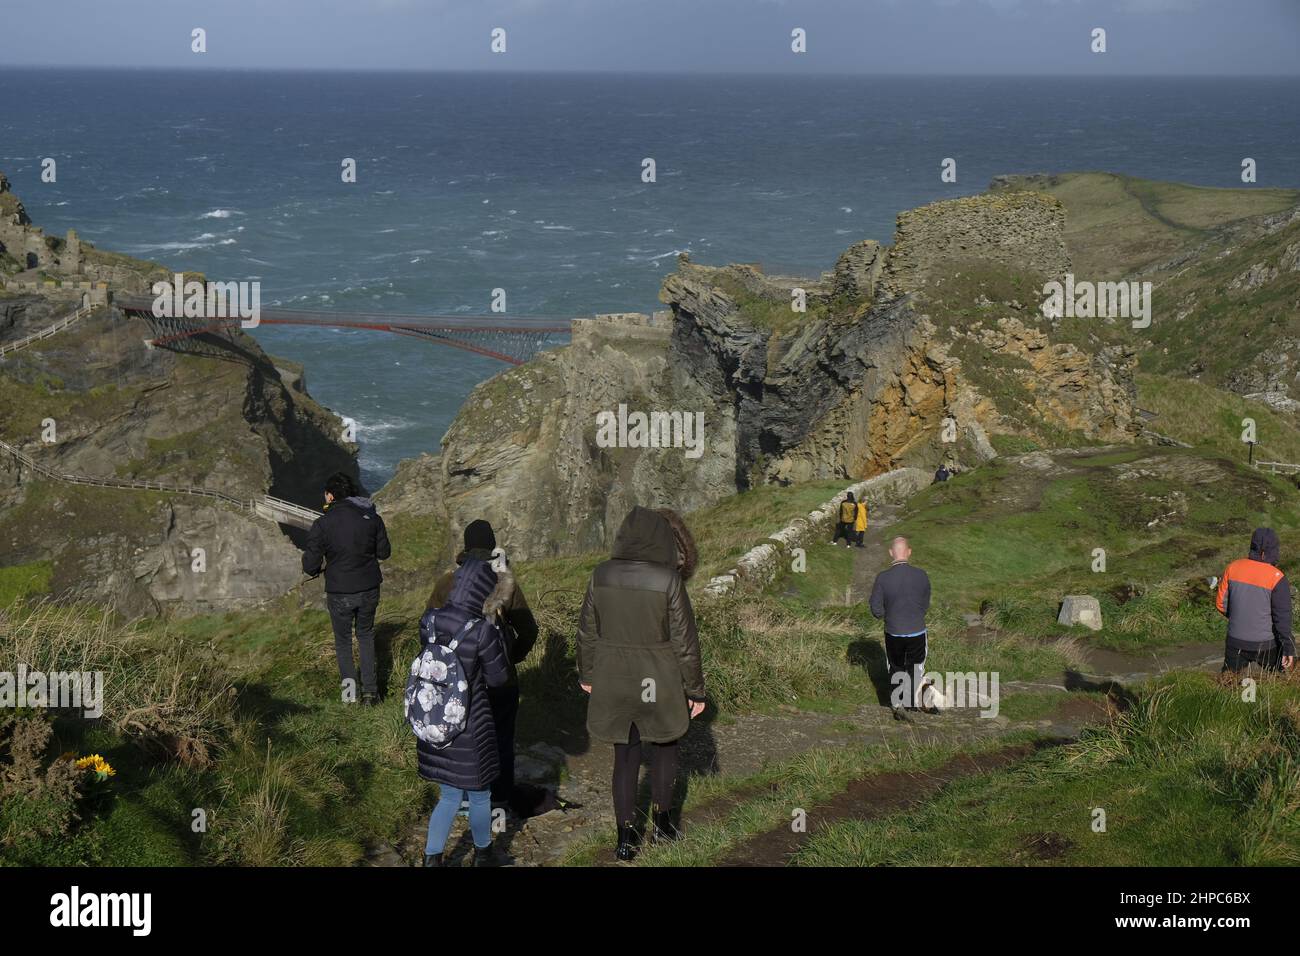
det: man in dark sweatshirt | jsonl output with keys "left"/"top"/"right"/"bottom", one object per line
{"left": 869, "top": 536, "right": 934, "bottom": 718}
{"left": 303, "top": 472, "right": 392, "bottom": 705}
{"left": 1216, "top": 527, "right": 1295, "bottom": 674}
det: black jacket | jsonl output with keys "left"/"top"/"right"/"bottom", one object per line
{"left": 302, "top": 496, "right": 391, "bottom": 594}
{"left": 869, "top": 561, "right": 932, "bottom": 636}
{"left": 416, "top": 560, "right": 511, "bottom": 791}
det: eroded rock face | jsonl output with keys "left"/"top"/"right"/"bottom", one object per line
{"left": 952, "top": 316, "right": 1140, "bottom": 442}
{"left": 417, "top": 187, "right": 1137, "bottom": 562}
{"left": 438, "top": 313, "right": 736, "bottom": 560}
{"left": 0, "top": 299, "right": 358, "bottom": 614}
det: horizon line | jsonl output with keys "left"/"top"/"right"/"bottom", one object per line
{"left": 0, "top": 64, "right": 1297, "bottom": 79}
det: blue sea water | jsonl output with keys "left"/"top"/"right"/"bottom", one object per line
{"left": 2, "top": 69, "right": 1297, "bottom": 488}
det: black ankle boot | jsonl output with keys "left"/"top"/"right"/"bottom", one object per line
{"left": 472, "top": 844, "right": 497, "bottom": 867}
{"left": 650, "top": 808, "right": 681, "bottom": 844}
{"left": 614, "top": 824, "right": 640, "bottom": 861}
{"left": 423, "top": 852, "right": 444, "bottom": 867}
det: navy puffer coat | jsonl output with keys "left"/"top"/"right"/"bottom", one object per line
{"left": 416, "top": 559, "right": 510, "bottom": 791}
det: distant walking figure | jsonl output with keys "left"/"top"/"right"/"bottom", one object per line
{"left": 303, "top": 472, "right": 391, "bottom": 705}
{"left": 854, "top": 498, "right": 869, "bottom": 548}
{"left": 577, "top": 507, "right": 706, "bottom": 862}
{"left": 1216, "top": 527, "right": 1295, "bottom": 674}
{"left": 833, "top": 492, "right": 858, "bottom": 547}
{"left": 869, "top": 536, "right": 934, "bottom": 719}
{"left": 933, "top": 464, "right": 951, "bottom": 484}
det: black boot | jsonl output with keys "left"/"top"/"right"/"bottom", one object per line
{"left": 472, "top": 844, "right": 498, "bottom": 867}
{"left": 423, "top": 852, "right": 444, "bottom": 867}
{"left": 650, "top": 808, "right": 682, "bottom": 845}
{"left": 614, "top": 824, "right": 640, "bottom": 861}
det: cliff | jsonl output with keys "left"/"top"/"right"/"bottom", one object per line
{"left": 0, "top": 175, "right": 360, "bottom": 615}
{"left": 416, "top": 183, "right": 1146, "bottom": 561}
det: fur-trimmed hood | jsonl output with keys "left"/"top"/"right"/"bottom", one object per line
{"left": 482, "top": 566, "right": 516, "bottom": 621}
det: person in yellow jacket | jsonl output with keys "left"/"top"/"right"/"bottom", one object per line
{"left": 833, "top": 492, "right": 858, "bottom": 547}
{"left": 854, "top": 499, "right": 869, "bottom": 548}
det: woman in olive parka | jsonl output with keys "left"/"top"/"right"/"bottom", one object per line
{"left": 577, "top": 506, "right": 706, "bottom": 861}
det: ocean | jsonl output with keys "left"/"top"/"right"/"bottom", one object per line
{"left": 2, "top": 69, "right": 1297, "bottom": 489}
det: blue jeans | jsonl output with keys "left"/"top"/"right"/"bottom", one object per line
{"left": 425, "top": 786, "right": 492, "bottom": 855}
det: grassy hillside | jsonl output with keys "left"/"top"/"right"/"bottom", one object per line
{"left": 9, "top": 439, "right": 1289, "bottom": 865}
{"left": 997, "top": 171, "right": 1299, "bottom": 280}
{"left": 797, "top": 670, "right": 1300, "bottom": 866}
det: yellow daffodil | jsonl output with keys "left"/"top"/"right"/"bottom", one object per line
{"left": 75, "top": 754, "right": 116, "bottom": 779}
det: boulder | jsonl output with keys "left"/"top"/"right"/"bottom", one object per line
{"left": 1058, "top": 595, "right": 1103, "bottom": 631}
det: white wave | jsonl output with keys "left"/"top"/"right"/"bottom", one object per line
{"left": 200, "top": 209, "right": 240, "bottom": 219}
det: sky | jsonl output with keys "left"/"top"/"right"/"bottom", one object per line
{"left": 0, "top": 0, "right": 1296, "bottom": 74}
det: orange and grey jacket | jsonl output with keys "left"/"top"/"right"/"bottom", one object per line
{"left": 1216, "top": 528, "right": 1294, "bottom": 656}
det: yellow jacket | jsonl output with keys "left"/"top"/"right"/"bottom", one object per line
{"left": 854, "top": 502, "right": 868, "bottom": 532}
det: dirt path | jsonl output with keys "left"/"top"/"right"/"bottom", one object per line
{"left": 718, "top": 739, "right": 1067, "bottom": 867}
{"left": 364, "top": 459, "right": 1224, "bottom": 867}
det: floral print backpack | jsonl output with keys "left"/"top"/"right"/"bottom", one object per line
{"left": 404, "top": 613, "right": 473, "bottom": 748}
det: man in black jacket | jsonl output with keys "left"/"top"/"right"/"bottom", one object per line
{"left": 303, "top": 472, "right": 392, "bottom": 705}
{"left": 869, "top": 536, "right": 934, "bottom": 719}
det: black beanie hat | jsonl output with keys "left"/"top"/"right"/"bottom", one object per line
{"left": 464, "top": 519, "right": 496, "bottom": 553}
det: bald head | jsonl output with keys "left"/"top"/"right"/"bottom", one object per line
{"left": 889, "top": 536, "right": 912, "bottom": 563}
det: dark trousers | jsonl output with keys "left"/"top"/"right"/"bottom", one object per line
{"left": 1223, "top": 643, "right": 1284, "bottom": 674}
{"left": 855, "top": 528, "right": 865, "bottom": 547}
{"left": 833, "top": 521, "right": 854, "bottom": 545}
{"left": 327, "top": 587, "right": 379, "bottom": 698}
{"left": 612, "top": 723, "right": 678, "bottom": 826}
{"left": 885, "top": 632, "right": 928, "bottom": 709}
{"left": 487, "top": 684, "right": 520, "bottom": 802}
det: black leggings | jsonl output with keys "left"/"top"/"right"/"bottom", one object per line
{"left": 612, "top": 723, "right": 678, "bottom": 826}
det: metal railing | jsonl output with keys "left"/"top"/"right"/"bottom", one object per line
{"left": 0, "top": 303, "right": 97, "bottom": 358}
{"left": 0, "top": 439, "right": 322, "bottom": 528}
{"left": 1255, "top": 460, "right": 1300, "bottom": 475}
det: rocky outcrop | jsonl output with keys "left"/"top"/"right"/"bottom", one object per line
{"left": 880, "top": 191, "right": 1071, "bottom": 298}
{"left": 0, "top": 176, "right": 360, "bottom": 613}
{"left": 948, "top": 316, "right": 1139, "bottom": 441}
{"left": 438, "top": 312, "right": 735, "bottom": 560}
{"left": 422, "top": 184, "right": 1131, "bottom": 561}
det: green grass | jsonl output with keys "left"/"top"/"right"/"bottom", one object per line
{"left": 795, "top": 671, "right": 1300, "bottom": 866}
{"left": 1138, "top": 373, "right": 1300, "bottom": 466}
{"left": 0, "top": 559, "right": 53, "bottom": 605}
{"left": 878, "top": 445, "right": 1300, "bottom": 650}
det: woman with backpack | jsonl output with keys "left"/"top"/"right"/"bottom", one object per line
{"left": 576, "top": 507, "right": 707, "bottom": 861}
{"left": 410, "top": 557, "right": 511, "bottom": 867}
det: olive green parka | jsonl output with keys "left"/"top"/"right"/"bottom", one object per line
{"left": 576, "top": 507, "right": 706, "bottom": 744}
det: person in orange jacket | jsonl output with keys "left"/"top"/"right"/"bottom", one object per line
{"left": 1216, "top": 527, "right": 1295, "bottom": 673}
{"left": 853, "top": 498, "right": 869, "bottom": 548}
